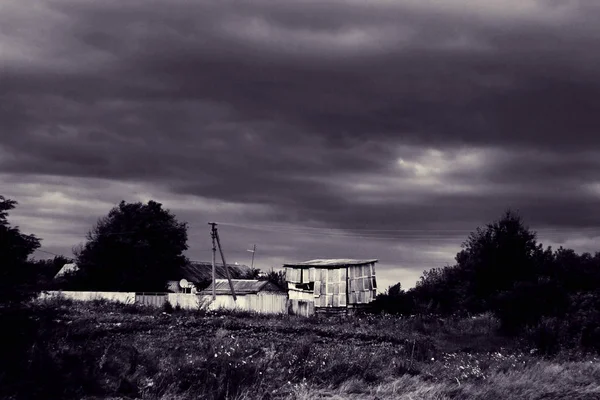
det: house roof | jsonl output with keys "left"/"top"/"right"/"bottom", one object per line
{"left": 201, "top": 279, "right": 285, "bottom": 295}
{"left": 173, "top": 262, "right": 252, "bottom": 283}
{"left": 54, "top": 263, "right": 79, "bottom": 279}
{"left": 283, "top": 259, "right": 379, "bottom": 268}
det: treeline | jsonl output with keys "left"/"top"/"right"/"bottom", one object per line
{"left": 3, "top": 193, "right": 600, "bottom": 355}
{"left": 1, "top": 195, "right": 280, "bottom": 298}
{"left": 374, "top": 211, "right": 600, "bottom": 354}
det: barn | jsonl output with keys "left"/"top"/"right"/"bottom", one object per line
{"left": 199, "top": 279, "right": 288, "bottom": 314}
{"left": 283, "top": 259, "right": 378, "bottom": 316}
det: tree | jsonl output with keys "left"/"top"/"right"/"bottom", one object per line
{"left": 387, "top": 282, "right": 402, "bottom": 297}
{"left": 406, "top": 210, "right": 549, "bottom": 317}
{"left": 262, "top": 268, "right": 287, "bottom": 290}
{"left": 410, "top": 265, "right": 466, "bottom": 315}
{"left": 72, "top": 200, "right": 189, "bottom": 291}
{"left": 454, "top": 209, "right": 544, "bottom": 313}
{"left": 30, "top": 255, "right": 72, "bottom": 290}
{"left": 0, "top": 196, "right": 41, "bottom": 304}
{"left": 244, "top": 267, "right": 261, "bottom": 279}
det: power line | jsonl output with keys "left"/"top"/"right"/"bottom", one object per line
{"left": 34, "top": 249, "right": 66, "bottom": 257}
{"left": 33, "top": 250, "right": 451, "bottom": 269}
{"left": 215, "top": 224, "right": 465, "bottom": 240}
{"left": 216, "top": 222, "right": 474, "bottom": 233}
{"left": 215, "top": 222, "right": 600, "bottom": 241}
{"left": 216, "top": 221, "right": 600, "bottom": 233}
{"left": 35, "top": 223, "right": 600, "bottom": 240}
{"left": 33, "top": 249, "right": 75, "bottom": 260}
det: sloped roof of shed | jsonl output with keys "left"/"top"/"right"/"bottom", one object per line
{"left": 283, "top": 259, "right": 378, "bottom": 268}
{"left": 173, "top": 262, "right": 251, "bottom": 283}
{"left": 202, "top": 279, "right": 285, "bottom": 294}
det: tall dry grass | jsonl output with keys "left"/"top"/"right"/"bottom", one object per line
{"left": 2, "top": 298, "right": 598, "bottom": 400}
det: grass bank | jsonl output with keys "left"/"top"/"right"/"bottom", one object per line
{"left": 1, "top": 299, "right": 599, "bottom": 399}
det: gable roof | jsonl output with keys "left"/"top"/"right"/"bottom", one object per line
{"left": 54, "top": 263, "right": 79, "bottom": 279}
{"left": 202, "top": 279, "right": 285, "bottom": 295}
{"left": 283, "top": 259, "right": 378, "bottom": 268}
{"left": 174, "top": 262, "right": 252, "bottom": 283}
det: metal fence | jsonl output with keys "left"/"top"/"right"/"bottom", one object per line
{"left": 135, "top": 292, "right": 168, "bottom": 307}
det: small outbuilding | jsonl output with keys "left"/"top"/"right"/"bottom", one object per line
{"left": 283, "top": 259, "right": 378, "bottom": 316}
{"left": 166, "top": 261, "right": 253, "bottom": 293}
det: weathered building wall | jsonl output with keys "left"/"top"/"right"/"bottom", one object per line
{"left": 39, "top": 291, "right": 136, "bottom": 304}
{"left": 287, "top": 288, "right": 314, "bottom": 301}
{"left": 347, "top": 263, "right": 377, "bottom": 305}
{"left": 285, "top": 262, "right": 377, "bottom": 308}
{"left": 288, "top": 299, "right": 315, "bottom": 317}
{"left": 313, "top": 267, "right": 347, "bottom": 307}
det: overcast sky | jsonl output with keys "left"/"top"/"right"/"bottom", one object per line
{"left": 2, "top": 0, "right": 600, "bottom": 290}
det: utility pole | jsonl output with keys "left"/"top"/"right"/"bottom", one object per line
{"left": 247, "top": 244, "right": 256, "bottom": 270}
{"left": 209, "top": 222, "right": 237, "bottom": 301}
{"left": 209, "top": 222, "right": 217, "bottom": 300}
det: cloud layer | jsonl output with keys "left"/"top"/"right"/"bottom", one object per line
{"left": 2, "top": 0, "right": 600, "bottom": 288}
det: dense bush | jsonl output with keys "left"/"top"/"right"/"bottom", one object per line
{"left": 376, "top": 211, "right": 600, "bottom": 354}
{"left": 71, "top": 200, "right": 189, "bottom": 292}
{"left": 0, "top": 196, "right": 42, "bottom": 304}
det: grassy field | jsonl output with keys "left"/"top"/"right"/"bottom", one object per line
{"left": 5, "top": 299, "right": 600, "bottom": 400}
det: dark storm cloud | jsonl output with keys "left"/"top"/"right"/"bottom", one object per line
{"left": 3, "top": 0, "right": 600, "bottom": 149}
{"left": 2, "top": 0, "right": 600, "bottom": 282}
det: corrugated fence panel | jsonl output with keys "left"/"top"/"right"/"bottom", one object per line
{"left": 38, "top": 291, "right": 287, "bottom": 314}
{"left": 199, "top": 293, "right": 288, "bottom": 314}
{"left": 167, "top": 293, "right": 205, "bottom": 310}
{"left": 39, "top": 291, "right": 136, "bottom": 304}
{"left": 136, "top": 293, "right": 167, "bottom": 307}
{"left": 257, "top": 293, "right": 288, "bottom": 314}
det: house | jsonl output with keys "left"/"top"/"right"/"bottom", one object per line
{"left": 199, "top": 279, "right": 288, "bottom": 314}
{"left": 166, "top": 261, "right": 252, "bottom": 293}
{"left": 54, "top": 263, "right": 79, "bottom": 279}
{"left": 283, "top": 259, "right": 378, "bottom": 316}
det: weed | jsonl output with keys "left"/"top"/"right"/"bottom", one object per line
{"left": 162, "top": 301, "right": 174, "bottom": 314}
{"left": 3, "top": 300, "right": 600, "bottom": 400}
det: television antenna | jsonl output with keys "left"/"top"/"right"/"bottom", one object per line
{"left": 247, "top": 244, "right": 256, "bottom": 269}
